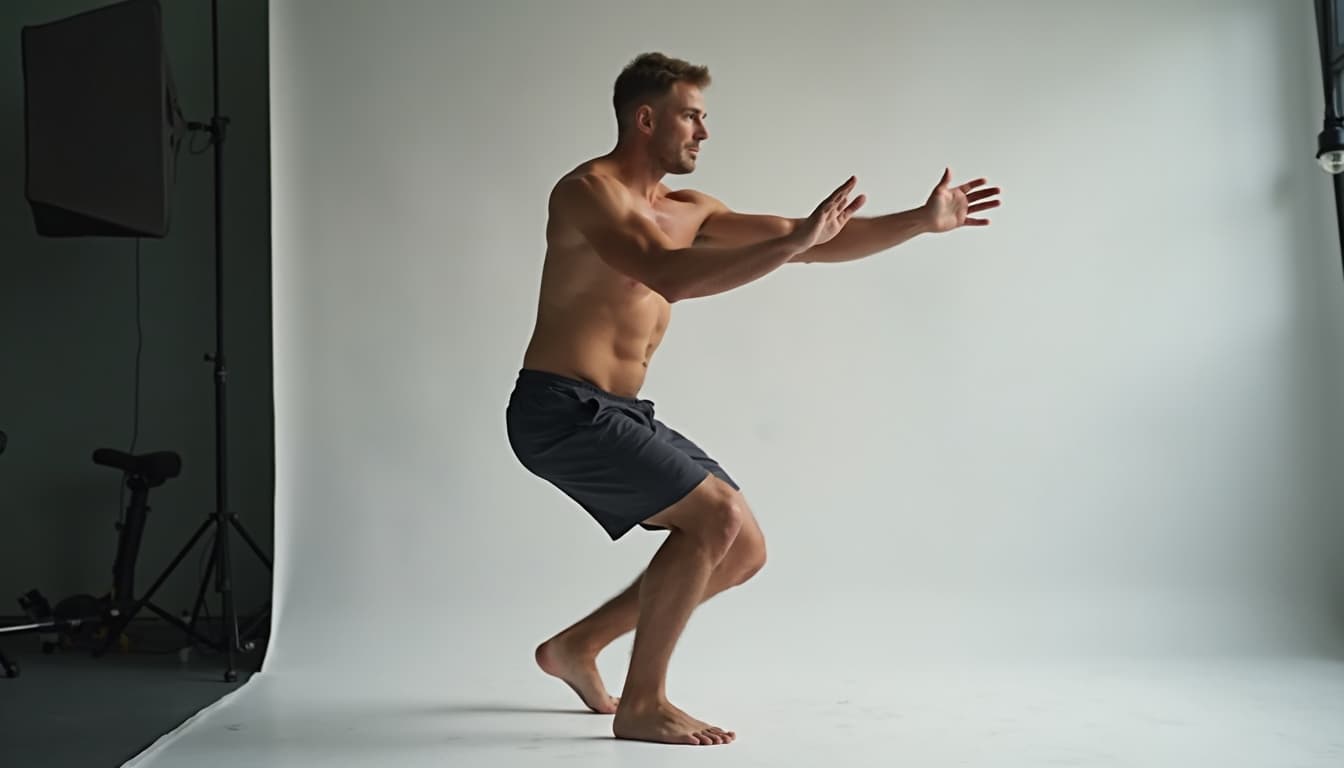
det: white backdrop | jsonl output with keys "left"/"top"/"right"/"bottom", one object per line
{"left": 116, "top": 2, "right": 1344, "bottom": 765}
{"left": 261, "top": 0, "right": 1344, "bottom": 674}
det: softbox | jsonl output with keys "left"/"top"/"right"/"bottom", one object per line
{"left": 21, "top": 0, "right": 186, "bottom": 238}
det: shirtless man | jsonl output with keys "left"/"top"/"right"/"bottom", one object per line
{"left": 505, "top": 53, "right": 1000, "bottom": 747}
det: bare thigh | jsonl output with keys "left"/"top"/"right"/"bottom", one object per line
{"left": 643, "top": 473, "right": 764, "bottom": 552}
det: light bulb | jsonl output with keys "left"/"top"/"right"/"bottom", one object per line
{"left": 1319, "top": 150, "right": 1344, "bottom": 174}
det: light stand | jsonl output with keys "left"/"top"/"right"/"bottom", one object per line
{"left": 174, "top": 0, "right": 274, "bottom": 682}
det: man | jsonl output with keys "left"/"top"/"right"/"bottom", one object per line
{"left": 505, "top": 52, "right": 1001, "bottom": 747}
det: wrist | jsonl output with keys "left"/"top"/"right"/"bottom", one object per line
{"left": 913, "top": 204, "right": 937, "bottom": 233}
{"left": 781, "top": 229, "right": 812, "bottom": 255}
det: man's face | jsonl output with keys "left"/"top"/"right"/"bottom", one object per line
{"left": 652, "top": 82, "right": 708, "bottom": 175}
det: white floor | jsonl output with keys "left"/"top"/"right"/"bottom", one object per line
{"left": 122, "top": 647, "right": 1344, "bottom": 767}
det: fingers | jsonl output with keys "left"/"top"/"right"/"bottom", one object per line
{"left": 938, "top": 167, "right": 952, "bottom": 188}
{"left": 966, "top": 186, "right": 1000, "bottom": 203}
{"left": 963, "top": 217, "right": 991, "bottom": 226}
{"left": 958, "top": 177, "right": 988, "bottom": 193}
{"left": 968, "top": 200, "right": 1000, "bottom": 214}
{"left": 830, "top": 175, "right": 857, "bottom": 206}
{"left": 814, "top": 176, "right": 859, "bottom": 223}
{"left": 814, "top": 176, "right": 856, "bottom": 218}
{"left": 843, "top": 193, "right": 866, "bottom": 217}
{"left": 832, "top": 186, "right": 863, "bottom": 227}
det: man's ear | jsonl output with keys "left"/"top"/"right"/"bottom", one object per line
{"left": 635, "top": 104, "right": 655, "bottom": 135}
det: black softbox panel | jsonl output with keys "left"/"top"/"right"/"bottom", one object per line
{"left": 21, "top": 0, "right": 185, "bottom": 238}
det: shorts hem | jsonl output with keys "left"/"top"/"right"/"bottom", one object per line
{"left": 603, "top": 469, "right": 715, "bottom": 541}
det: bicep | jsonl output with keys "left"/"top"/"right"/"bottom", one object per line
{"left": 585, "top": 210, "right": 673, "bottom": 277}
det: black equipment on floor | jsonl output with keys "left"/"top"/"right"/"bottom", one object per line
{"left": 1, "top": 439, "right": 270, "bottom": 679}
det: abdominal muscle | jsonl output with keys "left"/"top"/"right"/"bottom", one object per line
{"left": 520, "top": 248, "right": 671, "bottom": 399}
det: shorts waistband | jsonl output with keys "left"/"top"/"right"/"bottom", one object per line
{"left": 515, "top": 368, "right": 649, "bottom": 406}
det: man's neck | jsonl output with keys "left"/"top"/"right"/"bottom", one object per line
{"left": 605, "top": 141, "right": 665, "bottom": 204}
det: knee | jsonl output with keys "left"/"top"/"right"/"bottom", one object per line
{"left": 744, "top": 542, "right": 767, "bottom": 582}
{"left": 689, "top": 490, "right": 748, "bottom": 559}
{"left": 731, "top": 533, "right": 767, "bottom": 587}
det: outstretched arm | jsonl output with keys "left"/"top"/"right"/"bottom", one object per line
{"left": 695, "top": 168, "right": 1001, "bottom": 263}
{"left": 794, "top": 208, "right": 931, "bottom": 263}
{"left": 559, "top": 173, "right": 861, "bottom": 302}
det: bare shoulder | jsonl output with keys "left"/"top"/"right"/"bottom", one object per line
{"left": 665, "top": 187, "right": 727, "bottom": 215}
{"left": 549, "top": 165, "right": 629, "bottom": 219}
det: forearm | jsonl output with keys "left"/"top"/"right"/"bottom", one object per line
{"left": 657, "top": 235, "right": 804, "bottom": 302}
{"left": 793, "top": 207, "right": 932, "bottom": 263}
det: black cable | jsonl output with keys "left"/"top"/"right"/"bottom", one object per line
{"left": 117, "top": 240, "right": 144, "bottom": 529}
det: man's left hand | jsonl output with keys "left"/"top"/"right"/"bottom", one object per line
{"left": 923, "top": 168, "right": 1001, "bottom": 233}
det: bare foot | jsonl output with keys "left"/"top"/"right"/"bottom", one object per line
{"left": 535, "top": 636, "right": 619, "bottom": 714}
{"left": 613, "top": 700, "right": 736, "bottom": 746}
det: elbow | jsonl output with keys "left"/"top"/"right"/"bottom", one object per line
{"left": 650, "top": 277, "right": 687, "bottom": 303}
{"left": 644, "top": 252, "right": 688, "bottom": 303}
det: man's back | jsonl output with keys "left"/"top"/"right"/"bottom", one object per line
{"left": 521, "top": 158, "right": 711, "bottom": 398}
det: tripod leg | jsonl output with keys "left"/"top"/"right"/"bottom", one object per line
{"left": 92, "top": 515, "right": 214, "bottom": 658}
{"left": 189, "top": 540, "right": 217, "bottom": 637}
{"left": 239, "top": 600, "right": 271, "bottom": 646}
{"left": 133, "top": 516, "right": 213, "bottom": 612}
{"left": 229, "top": 515, "right": 273, "bottom": 571}
{"left": 226, "top": 516, "right": 272, "bottom": 650}
{"left": 214, "top": 511, "right": 238, "bottom": 682}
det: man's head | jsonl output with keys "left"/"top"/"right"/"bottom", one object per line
{"left": 613, "top": 52, "right": 711, "bottom": 174}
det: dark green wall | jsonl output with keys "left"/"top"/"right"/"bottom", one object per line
{"left": 0, "top": 0, "right": 273, "bottom": 648}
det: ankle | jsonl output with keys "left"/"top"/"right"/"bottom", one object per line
{"left": 543, "top": 630, "right": 604, "bottom": 659}
{"left": 616, "top": 691, "right": 668, "bottom": 713}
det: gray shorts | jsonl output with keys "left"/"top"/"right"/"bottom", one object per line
{"left": 505, "top": 368, "right": 739, "bottom": 540}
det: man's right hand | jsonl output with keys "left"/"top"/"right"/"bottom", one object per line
{"left": 790, "top": 176, "right": 866, "bottom": 252}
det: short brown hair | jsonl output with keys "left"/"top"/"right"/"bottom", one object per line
{"left": 612, "top": 52, "right": 711, "bottom": 135}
